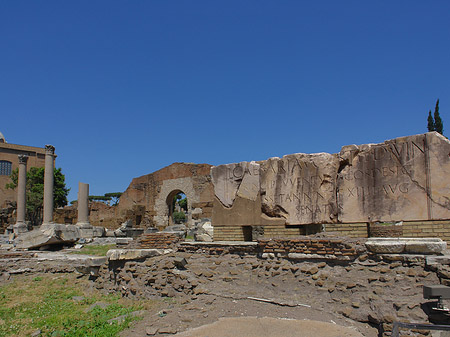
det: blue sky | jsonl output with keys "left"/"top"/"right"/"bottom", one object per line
{"left": 1, "top": 1, "right": 449, "bottom": 202}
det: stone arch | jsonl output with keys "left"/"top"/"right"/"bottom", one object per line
{"left": 166, "top": 189, "right": 187, "bottom": 226}
{"left": 154, "top": 177, "right": 199, "bottom": 229}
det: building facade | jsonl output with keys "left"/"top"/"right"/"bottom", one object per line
{"left": 0, "top": 133, "right": 48, "bottom": 208}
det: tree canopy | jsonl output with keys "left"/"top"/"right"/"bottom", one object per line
{"left": 6, "top": 167, "right": 69, "bottom": 226}
{"left": 427, "top": 99, "right": 444, "bottom": 135}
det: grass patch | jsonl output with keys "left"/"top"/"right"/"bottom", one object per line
{"left": 70, "top": 244, "right": 116, "bottom": 256}
{"left": 0, "top": 274, "right": 151, "bottom": 337}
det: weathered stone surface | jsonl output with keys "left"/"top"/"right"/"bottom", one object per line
{"left": 119, "top": 163, "right": 213, "bottom": 229}
{"left": 211, "top": 161, "right": 260, "bottom": 207}
{"left": 404, "top": 238, "right": 447, "bottom": 254}
{"left": 365, "top": 238, "right": 447, "bottom": 254}
{"left": 14, "top": 224, "right": 81, "bottom": 250}
{"left": 260, "top": 153, "right": 339, "bottom": 224}
{"left": 106, "top": 248, "right": 172, "bottom": 261}
{"left": 338, "top": 132, "right": 450, "bottom": 223}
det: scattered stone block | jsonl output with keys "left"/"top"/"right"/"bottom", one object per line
{"left": 14, "top": 224, "right": 81, "bottom": 250}
{"left": 173, "top": 257, "right": 187, "bottom": 269}
{"left": 106, "top": 249, "right": 172, "bottom": 261}
{"left": 365, "top": 238, "right": 447, "bottom": 255}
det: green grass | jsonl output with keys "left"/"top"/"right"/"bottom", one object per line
{"left": 70, "top": 244, "right": 116, "bottom": 256}
{"left": 0, "top": 274, "right": 150, "bottom": 337}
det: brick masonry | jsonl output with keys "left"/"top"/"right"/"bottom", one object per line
{"left": 258, "top": 238, "right": 357, "bottom": 258}
{"left": 178, "top": 242, "right": 258, "bottom": 255}
{"left": 128, "top": 233, "right": 181, "bottom": 249}
{"left": 177, "top": 237, "right": 358, "bottom": 259}
{"left": 324, "top": 220, "right": 450, "bottom": 243}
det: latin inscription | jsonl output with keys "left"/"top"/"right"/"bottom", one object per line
{"left": 227, "top": 163, "right": 259, "bottom": 181}
{"left": 261, "top": 153, "right": 339, "bottom": 223}
{"left": 341, "top": 140, "right": 425, "bottom": 164}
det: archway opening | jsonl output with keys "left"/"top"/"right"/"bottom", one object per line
{"left": 166, "top": 190, "right": 188, "bottom": 226}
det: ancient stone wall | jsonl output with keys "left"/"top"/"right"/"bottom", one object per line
{"left": 54, "top": 202, "right": 119, "bottom": 229}
{"left": 118, "top": 163, "right": 213, "bottom": 229}
{"left": 211, "top": 132, "right": 450, "bottom": 240}
{"left": 128, "top": 233, "right": 181, "bottom": 249}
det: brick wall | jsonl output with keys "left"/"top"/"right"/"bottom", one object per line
{"left": 258, "top": 238, "right": 357, "bottom": 258}
{"left": 324, "top": 220, "right": 450, "bottom": 243}
{"left": 324, "top": 223, "right": 368, "bottom": 238}
{"left": 369, "top": 224, "right": 403, "bottom": 237}
{"left": 213, "top": 225, "right": 306, "bottom": 241}
{"left": 128, "top": 233, "right": 181, "bottom": 249}
{"left": 178, "top": 238, "right": 358, "bottom": 259}
{"left": 213, "top": 226, "right": 245, "bottom": 241}
{"left": 178, "top": 242, "right": 258, "bottom": 255}
{"left": 402, "top": 220, "right": 450, "bottom": 242}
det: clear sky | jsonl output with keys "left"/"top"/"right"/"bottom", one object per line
{"left": 1, "top": 1, "right": 449, "bottom": 203}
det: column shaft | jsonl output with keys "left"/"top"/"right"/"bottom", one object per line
{"left": 42, "top": 145, "right": 55, "bottom": 225}
{"left": 76, "top": 182, "right": 91, "bottom": 227}
{"left": 14, "top": 155, "right": 28, "bottom": 233}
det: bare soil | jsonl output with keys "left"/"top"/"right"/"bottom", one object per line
{"left": 1, "top": 249, "right": 448, "bottom": 337}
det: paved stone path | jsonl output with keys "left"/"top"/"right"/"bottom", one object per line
{"left": 174, "top": 316, "right": 364, "bottom": 337}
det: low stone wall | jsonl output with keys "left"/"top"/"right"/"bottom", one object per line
{"left": 178, "top": 237, "right": 359, "bottom": 260}
{"left": 402, "top": 220, "right": 450, "bottom": 242}
{"left": 323, "top": 223, "right": 368, "bottom": 238}
{"left": 213, "top": 225, "right": 306, "bottom": 241}
{"left": 178, "top": 242, "right": 258, "bottom": 255}
{"left": 324, "top": 220, "right": 450, "bottom": 243}
{"left": 128, "top": 233, "right": 180, "bottom": 249}
{"left": 258, "top": 238, "right": 358, "bottom": 259}
{"left": 368, "top": 223, "right": 403, "bottom": 237}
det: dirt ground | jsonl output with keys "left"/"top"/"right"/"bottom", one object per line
{"left": 1, "top": 248, "right": 449, "bottom": 337}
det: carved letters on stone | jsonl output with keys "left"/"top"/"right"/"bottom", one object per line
{"left": 260, "top": 153, "right": 339, "bottom": 224}
{"left": 337, "top": 132, "right": 450, "bottom": 222}
{"left": 211, "top": 132, "right": 450, "bottom": 226}
{"left": 211, "top": 161, "right": 260, "bottom": 208}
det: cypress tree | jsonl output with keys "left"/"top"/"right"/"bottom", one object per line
{"left": 434, "top": 99, "right": 444, "bottom": 135}
{"left": 427, "top": 110, "right": 435, "bottom": 132}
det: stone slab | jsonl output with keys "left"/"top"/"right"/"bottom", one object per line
{"left": 260, "top": 152, "right": 339, "bottom": 224}
{"left": 365, "top": 238, "right": 447, "bottom": 254}
{"left": 211, "top": 161, "right": 260, "bottom": 208}
{"left": 106, "top": 248, "right": 172, "bottom": 261}
{"left": 426, "top": 255, "right": 450, "bottom": 266}
{"left": 210, "top": 132, "right": 450, "bottom": 229}
{"left": 338, "top": 132, "right": 450, "bottom": 223}
{"left": 174, "top": 316, "right": 364, "bottom": 337}
{"left": 14, "top": 224, "right": 81, "bottom": 250}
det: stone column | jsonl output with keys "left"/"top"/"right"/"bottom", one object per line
{"left": 42, "top": 144, "right": 55, "bottom": 226}
{"left": 14, "top": 155, "right": 28, "bottom": 234}
{"left": 76, "top": 182, "right": 91, "bottom": 228}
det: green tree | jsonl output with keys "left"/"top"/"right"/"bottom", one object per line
{"left": 427, "top": 110, "right": 435, "bottom": 132}
{"left": 88, "top": 195, "right": 112, "bottom": 203}
{"left": 178, "top": 197, "right": 187, "bottom": 212}
{"left": 6, "top": 167, "right": 70, "bottom": 226}
{"left": 172, "top": 211, "right": 186, "bottom": 224}
{"left": 434, "top": 99, "right": 444, "bottom": 135}
{"left": 104, "top": 192, "right": 122, "bottom": 206}
{"left": 172, "top": 193, "right": 182, "bottom": 210}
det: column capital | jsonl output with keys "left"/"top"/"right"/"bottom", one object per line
{"left": 18, "top": 154, "right": 28, "bottom": 164}
{"left": 45, "top": 144, "right": 55, "bottom": 155}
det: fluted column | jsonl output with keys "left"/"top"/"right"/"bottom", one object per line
{"left": 14, "top": 155, "right": 28, "bottom": 233}
{"left": 42, "top": 144, "right": 55, "bottom": 225}
{"left": 76, "top": 182, "right": 91, "bottom": 228}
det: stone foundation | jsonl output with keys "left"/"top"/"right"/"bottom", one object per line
{"left": 324, "top": 220, "right": 450, "bottom": 243}
{"left": 128, "top": 233, "right": 181, "bottom": 249}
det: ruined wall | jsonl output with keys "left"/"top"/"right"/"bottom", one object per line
{"left": 212, "top": 132, "right": 450, "bottom": 240}
{"left": 54, "top": 201, "right": 120, "bottom": 229}
{"left": 118, "top": 163, "right": 213, "bottom": 229}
